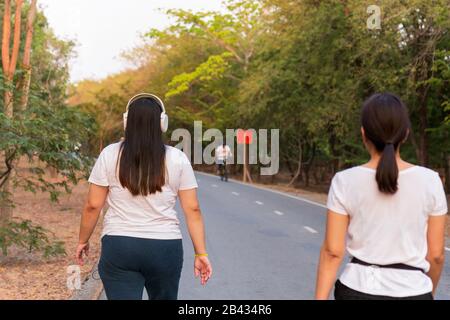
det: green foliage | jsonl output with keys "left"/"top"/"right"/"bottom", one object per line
{"left": 0, "top": 2, "right": 96, "bottom": 256}
{"left": 0, "top": 78, "right": 96, "bottom": 206}
{"left": 166, "top": 52, "right": 233, "bottom": 98}
{"left": 0, "top": 219, "right": 66, "bottom": 258}
{"left": 238, "top": 0, "right": 450, "bottom": 176}
{"left": 0, "top": 2, "right": 96, "bottom": 202}
{"left": 72, "top": 0, "right": 450, "bottom": 191}
{"left": 142, "top": 0, "right": 264, "bottom": 130}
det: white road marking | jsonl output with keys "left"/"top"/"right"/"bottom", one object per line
{"left": 445, "top": 247, "right": 450, "bottom": 252}
{"left": 274, "top": 210, "right": 284, "bottom": 216}
{"left": 196, "top": 171, "right": 327, "bottom": 210}
{"left": 304, "top": 226, "right": 318, "bottom": 234}
{"left": 255, "top": 201, "right": 264, "bottom": 205}
{"left": 232, "top": 192, "right": 240, "bottom": 196}
{"left": 212, "top": 184, "right": 218, "bottom": 188}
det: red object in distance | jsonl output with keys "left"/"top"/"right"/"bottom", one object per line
{"left": 237, "top": 129, "right": 253, "bottom": 145}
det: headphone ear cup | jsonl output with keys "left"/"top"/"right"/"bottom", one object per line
{"left": 161, "top": 113, "right": 169, "bottom": 133}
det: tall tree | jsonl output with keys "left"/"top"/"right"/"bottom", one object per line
{"left": 146, "top": 0, "right": 264, "bottom": 130}
{"left": 18, "top": 0, "right": 37, "bottom": 111}
{"left": 1, "top": 0, "right": 23, "bottom": 116}
{"left": 1, "top": 0, "right": 23, "bottom": 223}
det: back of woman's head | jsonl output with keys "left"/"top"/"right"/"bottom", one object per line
{"left": 361, "top": 93, "right": 411, "bottom": 195}
{"left": 119, "top": 97, "right": 166, "bottom": 196}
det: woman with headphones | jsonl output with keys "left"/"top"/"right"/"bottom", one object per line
{"left": 76, "top": 93, "right": 212, "bottom": 300}
{"left": 315, "top": 93, "right": 447, "bottom": 300}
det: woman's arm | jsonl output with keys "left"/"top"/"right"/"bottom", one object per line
{"left": 76, "top": 184, "right": 108, "bottom": 265}
{"left": 426, "top": 215, "right": 447, "bottom": 295}
{"left": 315, "top": 211, "right": 349, "bottom": 300}
{"left": 179, "top": 188, "right": 212, "bottom": 285}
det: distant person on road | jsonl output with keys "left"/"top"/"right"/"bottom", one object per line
{"left": 315, "top": 93, "right": 447, "bottom": 300}
{"left": 76, "top": 93, "right": 212, "bottom": 300}
{"left": 215, "top": 143, "right": 232, "bottom": 182}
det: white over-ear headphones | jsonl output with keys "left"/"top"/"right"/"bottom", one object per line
{"left": 123, "top": 93, "right": 169, "bottom": 133}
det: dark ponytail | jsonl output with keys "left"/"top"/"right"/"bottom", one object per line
{"left": 377, "top": 143, "right": 398, "bottom": 194}
{"left": 361, "top": 93, "right": 410, "bottom": 195}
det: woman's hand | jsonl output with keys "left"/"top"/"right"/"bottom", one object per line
{"left": 194, "top": 256, "right": 212, "bottom": 286}
{"left": 179, "top": 189, "right": 211, "bottom": 285}
{"left": 76, "top": 242, "right": 90, "bottom": 266}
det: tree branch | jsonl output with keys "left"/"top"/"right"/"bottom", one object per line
{"left": 0, "top": 149, "right": 17, "bottom": 188}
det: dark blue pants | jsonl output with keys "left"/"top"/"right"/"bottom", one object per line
{"left": 98, "top": 235, "right": 183, "bottom": 300}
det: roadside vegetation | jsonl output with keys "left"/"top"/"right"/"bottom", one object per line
{"left": 71, "top": 0, "right": 450, "bottom": 192}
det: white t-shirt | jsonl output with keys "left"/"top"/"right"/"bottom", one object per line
{"left": 216, "top": 145, "right": 232, "bottom": 162}
{"left": 327, "top": 166, "right": 448, "bottom": 297}
{"left": 88, "top": 142, "right": 198, "bottom": 240}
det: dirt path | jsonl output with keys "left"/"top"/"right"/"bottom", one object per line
{"left": 0, "top": 181, "right": 101, "bottom": 300}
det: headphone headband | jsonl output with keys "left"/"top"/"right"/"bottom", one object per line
{"left": 125, "top": 93, "right": 166, "bottom": 114}
{"left": 123, "top": 93, "right": 169, "bottom": 133}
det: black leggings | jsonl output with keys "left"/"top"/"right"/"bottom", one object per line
{"left": 99, "top": 235, "right": 183, "bottom": 300}
{"left": 334, "top": 280, "right": 433, "bottom": 300}
{"left": 217, "top": 163, "right": 228, "bottom": 180}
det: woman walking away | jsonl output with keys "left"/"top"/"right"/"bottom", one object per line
{"left": 315, "top": 93, "right": 447, "bottom": 300}
{"left": 76, "top": 93, "right": 212, "bottom": 300}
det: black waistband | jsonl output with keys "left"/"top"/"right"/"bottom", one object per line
{"left": 351, "top": 257, "right": 425, "bottom": 273}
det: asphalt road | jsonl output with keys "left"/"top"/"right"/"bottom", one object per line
{"left": 100, "top": 171, "right": 450, "bottom": 300}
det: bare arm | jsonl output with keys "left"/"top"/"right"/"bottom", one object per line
{"left": 76, "top": 183, "right": 108, "bottom": 265}
{"left": 426, "top": 214, "right": 447, "bottom": 296}
{"left": 179, "top": 188, "right": 212, "bottom": 285}
{"left": 179, "top": 188, "right": 206, "bottom": 254}
{"left": 315, "top": 211, "right": 349, "bottom": 300}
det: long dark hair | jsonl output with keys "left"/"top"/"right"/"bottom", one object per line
{"left": 118, "top": 97, "right": 166, "bottom": 196}
{"left": 361, "top": 93, "right": 411, "bottom": 195}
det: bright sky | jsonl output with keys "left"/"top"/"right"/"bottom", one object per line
{"left": 39, "top": 0, "right": 225, "bottom": 83}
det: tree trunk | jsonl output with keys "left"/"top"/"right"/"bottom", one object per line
{"left": 303, "top": 166, "right": 310, "bottom": 188}
{"left": 288, "top": 143, "right": 303, "bottom": 187}
{"left": 408, "top": 127, "right": 421, "bottom": 164}
{"left": 417, "top": 98, "right": 429, "bottom": 166}
{"left": 2, "top": 0, "right": 12, "bottom": 116}
{"left": 1, "top": 0, "right": 25, "bottom": 113}
{"left": 1, "top": 0, "right": 13, "bottom": 225}
{"left": 413, "top": 25, "right": 436, "bottom": 166}
{"left": 284, "top": 157, "right": 294, "bottom": 177}
{"left": 303, "top": 144, "right": 316, "bottom": 188}
{"left": 19, "top": 0, "right": 38, "bottom": 111}
{"left": 329, "top": 133, "right": 339, "bottom": 175}
{"left": 3, "top": 85, "right": 14, "bottom": 117}
{"left": 0, "top": 179, "right": 13, "bottom": 224}
{"left": 321, "top": 166, "right": 327, "bottom": 183}
{"left": 0, "top": 0, "right": 24, "bottom": 224}
{"left": 313, "top": 163, "right": 320, "bottom": 185}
